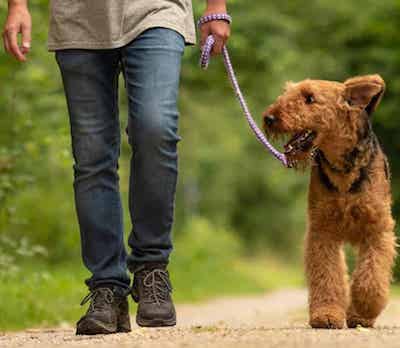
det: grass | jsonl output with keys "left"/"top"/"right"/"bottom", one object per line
{"left": 390, "top": 285, "right": 400, "bottom": 296}
{"left": 0, "top": 256, "right": 303, "bottom": 332}
{"left": 0, "top": 217, "right": 305, "bottom": 331}
{"left": 2, "top": 215, "right": 399, "bottom": 332}
{"left": 2, "top": 232, "right": 399, "bottom": 332}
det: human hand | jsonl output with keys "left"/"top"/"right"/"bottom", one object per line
{"left": 200, "top": 6, "right": 231, "bottom": 55}
{"left": 3, "top": 2, "right": 31, "bottom": 62}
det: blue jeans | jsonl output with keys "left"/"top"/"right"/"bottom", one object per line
{"left": 56, "top": 28, "right": 185, "bottom": 289}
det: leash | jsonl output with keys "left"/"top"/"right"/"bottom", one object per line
{"left": 198, "top": 14, "right": 289, "bottom": 168}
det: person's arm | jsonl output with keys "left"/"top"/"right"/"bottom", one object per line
{"left": 3, "top": 0, "right": 31, "bottom": 61}
{"left": 200, "top": 0, "right": 230, "bottom": 55}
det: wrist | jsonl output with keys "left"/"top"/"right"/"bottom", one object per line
{"left": 8, "top": 0, "right": 28, "bottom": 9}
{"left": 205, "top": 1, "right": 227, "bottom": 14}
{"left": 204, "top": 8, "right": 227, "bottom": 17}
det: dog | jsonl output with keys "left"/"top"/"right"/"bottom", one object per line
{"left": 263, "top": 75, "right": 396, "bottom": 329}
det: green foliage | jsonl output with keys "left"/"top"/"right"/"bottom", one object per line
{"left": 181, "top": 0, "right": 400, "bottom": 263}
{"left": 0, "top": 0, "right": 399, "bottom": 330}
{"left": 171, "top": 217, "right": 246, "bottom": 300}
{"left": 0, "top": 217, "right": 302, "bottom": 330}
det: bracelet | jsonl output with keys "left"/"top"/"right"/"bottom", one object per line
{"left": 197, "top": 13, "right": 232, "bottom": 28}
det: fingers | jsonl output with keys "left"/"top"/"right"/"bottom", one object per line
{"left": 2, "top": 31, "right": 10, "bottom": 53}
{"left": 8, "top": 27, "right": 26, "bottom": 61}
{"left": 211, "top": 37, "right": 224, "bottom": 56}
{"left": 21, "top": 23, "right": 31, "bottom": 54}
{"left": 3, "top": 26, "right": 26, "bottom": 61}
{"left": 200, "top": 27, "right": 210, "bottom": 48}
{"left": 200, "top": 21, "right": 231, "bottom": 56}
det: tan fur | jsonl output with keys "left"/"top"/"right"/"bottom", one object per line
{"left": 263, "top": 75, "right": 396, "bottom": 329}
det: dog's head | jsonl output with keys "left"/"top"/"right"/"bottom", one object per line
{"left": 263, "top": 75, "right": 385, "bottom": 167}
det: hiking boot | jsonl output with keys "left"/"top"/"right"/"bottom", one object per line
{"left": 132, "top": 263, "right": 176, "bottom": 327}
{"left": 76, "top": 286, "right": 131, "bottom": 335}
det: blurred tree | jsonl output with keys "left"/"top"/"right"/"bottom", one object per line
{"left": 0, "top": 0, "right": 398, "bottom": 275}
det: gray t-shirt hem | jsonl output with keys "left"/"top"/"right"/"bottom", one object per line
{"left": 48, "top": 19, "right": 196, "bottom": 51}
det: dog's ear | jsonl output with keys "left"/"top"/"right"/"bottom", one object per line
{"left": 344, "top": 74, "right": 385, "bottom": 116}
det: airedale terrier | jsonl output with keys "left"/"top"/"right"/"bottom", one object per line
{"left": 263, "top": 75, "right": 396, "bottom": 329}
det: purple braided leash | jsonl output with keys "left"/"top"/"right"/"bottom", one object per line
{"left": 198, "top": 14, "right": 289, "bottom": 167}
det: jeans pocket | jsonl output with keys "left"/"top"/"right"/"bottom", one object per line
{"left": 160, "top": 28, "right": 185, "bottom": 54}
{"left": 54, "top": 50, "right": 85, "bottom": 70}
{"left": 134, "top": 27, "right": 185, "bottom": 54}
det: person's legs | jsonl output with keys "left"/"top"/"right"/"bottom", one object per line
{"left": 56, "top": 49, "right": 130, "bottom": 290}
{"left": 122, "top": 28, "right": 185, "bottom": 269}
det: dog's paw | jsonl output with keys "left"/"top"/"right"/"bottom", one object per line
{"left": 346, "top": 312, "right": 375, "bottom": 328}
{"left": 309, "top": 306, "right": 345, "bottom": 329}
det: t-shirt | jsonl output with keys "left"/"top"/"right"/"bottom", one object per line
{"left": 48, "top": 0, "right": 196, "bottom": 51}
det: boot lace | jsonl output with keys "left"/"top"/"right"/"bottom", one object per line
{"left": 80, "top": 288, "right": 114, "bottom": 312}
{"left": 141, "top": 269, "right": 172, "bottom": 305}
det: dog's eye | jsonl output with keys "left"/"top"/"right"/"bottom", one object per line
{"left": 305, "top": 94, "right": 315, "bottom": 105}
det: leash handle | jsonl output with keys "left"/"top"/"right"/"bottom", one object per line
{"left": 198, "top": 13, "right": 232, "bottom": 69}
{"left": 198, "top": 14, "right": 290, "bottom": 168}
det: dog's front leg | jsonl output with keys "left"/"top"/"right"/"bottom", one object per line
{"left": 305, "top": 229, "right": 348, "bottom": 329}
{"left": 347, "top": 231, "right": 396, "bottom": 328}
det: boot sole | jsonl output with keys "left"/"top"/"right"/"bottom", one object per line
{"left": 136, "top": 316, "right": 176, "bottom": 327}
{"left": 76, "top": 318, "right": 117, "bottom": 335}
{"left": 117, "top": 324, "right": 132, "bottom": 333}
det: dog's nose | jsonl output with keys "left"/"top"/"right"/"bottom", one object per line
{"left": 264, "top": 114, "right": 276, "bottom": 127}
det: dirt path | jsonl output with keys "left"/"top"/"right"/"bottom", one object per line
{"left": 2, "top": 289, "right": 400, "bottom": 348}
